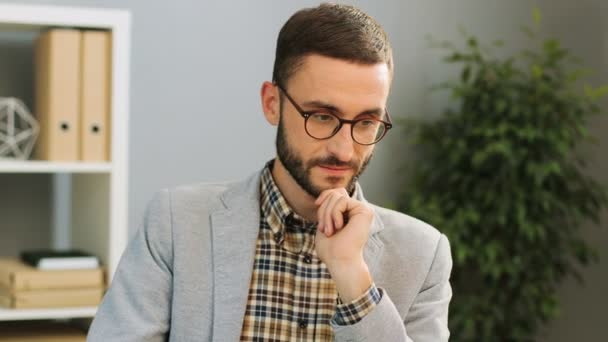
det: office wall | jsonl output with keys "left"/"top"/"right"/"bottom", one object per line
{"left": 0, "top": 0, "right": 540, "bottom": 230}
{"left": 1, "top": 1, "right": 605, "bottom": 340}
{"left": 536, "top": 1, "right": 608, "bottom": 341}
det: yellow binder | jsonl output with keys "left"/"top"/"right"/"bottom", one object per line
{"left": 34, "top": 29, "right": 81, "bottom": 161}
{"left": 79, "top": 30, "right": 112, "bottom": 162}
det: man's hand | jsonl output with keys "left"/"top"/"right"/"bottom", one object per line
{"left": 314, "top": 188, "right": 374, "bottom": 302}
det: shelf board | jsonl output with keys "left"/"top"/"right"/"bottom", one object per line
{"left": 0, "top": 160, "right": 112, "bottom": 173}
{"left": 0, "top": 306, "right": 97, "bottom": 321}
{"left": 0, "top": 3, "right": 130, "bottom": 30}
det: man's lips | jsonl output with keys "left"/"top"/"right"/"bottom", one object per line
{"left": 318, "top": 165, "right": 352, "bottom": 175}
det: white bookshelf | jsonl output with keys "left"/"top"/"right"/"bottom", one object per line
{"left": 0, "top": 307, "right": 97, "bottom": 321}
{"left": 0, "top": 160, "right": 113, "bottom": 173}
{"left": 0, "top": 3, "right": 130, "bottom": 322}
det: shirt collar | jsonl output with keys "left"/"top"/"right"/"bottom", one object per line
{"left": 260, "top": 159, "right": 365, "bottom": 253}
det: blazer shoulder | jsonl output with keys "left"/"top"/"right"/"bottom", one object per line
{"left": 166, "top": 181, "right": 236, "bottom": 211}
{"left": 371, "top": 205, "right": 447, "bottom": 256}
{"left": 370, "top": 205, "right": 452, "bottom": 301}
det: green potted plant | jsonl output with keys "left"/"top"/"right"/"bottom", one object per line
{"left": 398, "top": 10, "right": 608, "bottom": 341}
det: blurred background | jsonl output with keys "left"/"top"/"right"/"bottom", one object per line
{"left": 0, "top": 0, "right": 605, "bottom": 340}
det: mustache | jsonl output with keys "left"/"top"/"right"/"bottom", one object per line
{"left": 309, "top": 155, "right": 358, "bottom": 169}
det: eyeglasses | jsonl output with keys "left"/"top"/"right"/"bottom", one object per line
{"left": 276, "top": 84, "right": 393, "bottom": 145}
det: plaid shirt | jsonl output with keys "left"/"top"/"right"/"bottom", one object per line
{"left": 240, "top": 161, "right": 382, "bottom": 341}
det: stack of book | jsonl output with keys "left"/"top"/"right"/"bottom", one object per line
{"left": 0, "top": 250, "right": 104, "bottom": 309}
{"left": 0, "top": 320, "right": 86, "bottom": 342}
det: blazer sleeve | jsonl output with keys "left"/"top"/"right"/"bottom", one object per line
{"left": 87, "top": 189, "right": 174, "bottom": 342}
{"left": 332, "top": 234, "right": 453, "bottom": 342}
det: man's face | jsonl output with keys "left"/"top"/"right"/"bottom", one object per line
{"left": 275, "top": 54, "right": 391, "bottom": 197}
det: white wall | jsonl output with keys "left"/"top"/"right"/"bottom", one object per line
{"left": 0, "top": 0, "right": 543, "bottom": 231}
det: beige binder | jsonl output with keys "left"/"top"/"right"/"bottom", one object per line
{"left": 34, "top": 29, "right": 81, "bottom": 161}
{"left": 80, "top": 30, "right": 112, "bottom": 161}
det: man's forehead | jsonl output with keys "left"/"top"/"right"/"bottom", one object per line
{"left": 287, "top": 54, "right": 391, "bottom": 105}
{"left": 294, "top": 54, "right": 390, "bottom": 85}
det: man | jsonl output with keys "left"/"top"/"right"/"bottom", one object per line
{"left": 88, "top": 3, "right": 452, "bottom": 341}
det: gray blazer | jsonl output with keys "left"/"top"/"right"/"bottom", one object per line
{"left": 87, "top": 171, "right": 452, "bottom": 341}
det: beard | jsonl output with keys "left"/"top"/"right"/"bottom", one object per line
{"left": 275, "top": 116, "right": 373, "bottom": 198}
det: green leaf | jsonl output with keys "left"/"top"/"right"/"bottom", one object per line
{"left": 591, "top": 85, "right": 608, "bottom": 99}
{"left": 468, "top": 37, "right": 478, "bottom": 48}
{"left": 521, "top": 25, "right": 536, "bottom": 38}
{"left": 444, "top": 52, "right": 462, "bottom": 62}
{"left": 543, "top": 39, "right": 560, "bottom": 53}
{"left": 567, "top": 68, "right": 591, "bottom": 82}
{"left": 533, "top": 7, "right": 542, "bottom": 27}
{"left": 584, "top": 84, "right": 594, "bottom": 97}
{"left": 455, "top": 245, "right": 469, "bottom": 264}
{"left": 532, "top": 65, "right": 543, "bottom": 78}
{"left": 496, "top": 99, "right": 508, "bottom": 113}
{"left": 462, "top": 65, "right": 471, "bottom": 82}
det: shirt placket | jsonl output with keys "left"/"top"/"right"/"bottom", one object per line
{"left": 292, "top": 227, "right": 317, "bottom": 341}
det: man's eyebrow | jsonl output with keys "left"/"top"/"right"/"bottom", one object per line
{"left": 301, "top": 100, "right": 384, "bottom": 117}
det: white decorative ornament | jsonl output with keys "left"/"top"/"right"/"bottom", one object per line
{"left": 0, "top": 97, "right": 40, "bottom": 160}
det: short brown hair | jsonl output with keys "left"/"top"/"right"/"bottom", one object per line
{"left": 272, "top": 3, "right": 393, "bottom": 87}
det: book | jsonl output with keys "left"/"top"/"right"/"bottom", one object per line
{"left": 0, "top": 287, "right": 103, "bottom": 309}
{"left": 0, "top": 258, "right": 104, "bottom": 292}
{"left": 20, "top": 250, "right": 100, "bottom": 270}
{"left": 0, "top": 320, "right": 87, "bottom": 341}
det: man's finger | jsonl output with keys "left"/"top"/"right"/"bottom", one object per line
{"left": 317, "top": 192, "right": 332, "bottom": 232}
{"left": 324, "top": 193, "right": 343, "bottom": 236}
{"left": 314, "top": 189, "right": 333, "bottom": 206}
{"left": 331, "top": 196, "right": 347, "bottom": 230}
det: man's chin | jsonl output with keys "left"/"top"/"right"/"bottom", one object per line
{"left": 312, "top": 176, "right": 352, "bottom": 191}
{"left": 305, "top": 166, "right": 359, "bottom": 195}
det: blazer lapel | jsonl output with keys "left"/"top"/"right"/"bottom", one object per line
{"left": 355, "top": 183, "right": 385, "bottom": 273}
{"left": 210, "top": 172, "right": 261, "bottom": 342}
{"left": 363, "top": 211, "right": 385, "bottom": 273}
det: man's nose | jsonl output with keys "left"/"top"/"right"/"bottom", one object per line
{"left": 326, "top": 124, "right": 355, "bottom": 162}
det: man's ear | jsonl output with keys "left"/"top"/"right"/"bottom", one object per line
{"left": 261, "top": 81, "right": 280, "bottom": 126}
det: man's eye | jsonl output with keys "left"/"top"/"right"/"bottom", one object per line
{"left": 311, "top": 113, "right": 334, "bottom": 122}
{"left": 359, "top": 119, "right": 376, "bottom": 127}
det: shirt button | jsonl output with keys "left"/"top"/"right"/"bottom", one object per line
{"left": 285, "top": 214, "right": 296, "bottom": 225}
{"left": 298, "top": 319, "right": 308, "bottom": 329}
{"left": 274, "top": 233, "right": 282, "bottom": 243}
{"left": 303, "top": 254, "right": 312, "bottom": 264}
